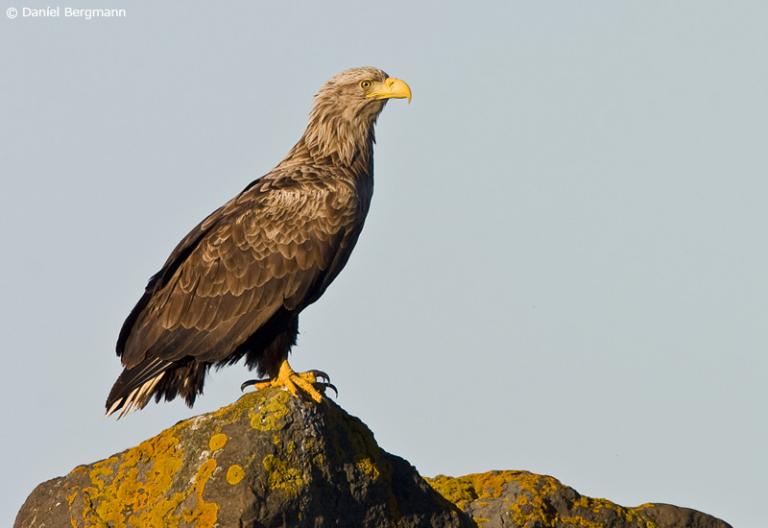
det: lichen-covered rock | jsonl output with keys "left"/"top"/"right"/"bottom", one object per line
{"left": 14, "top": 389, "right": 470, "bottom": 528}
{"left": 15, "top": 391, "right": 733, "bottom": 528}
{"left": 425, "top": 471, "right": 732, "bottom": 528}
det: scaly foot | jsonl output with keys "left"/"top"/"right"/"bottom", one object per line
{"left": 240, "top": 360, "right": 336, "bottom": 403}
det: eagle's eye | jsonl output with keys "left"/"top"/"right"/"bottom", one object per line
{"left": 360, "top": 80, "right": 372, "bottom": 89}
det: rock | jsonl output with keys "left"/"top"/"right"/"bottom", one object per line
{"left": 15, "top": 390, "right": 732, "bottom": 528}
{"left": 15, "top": 389, "right": 470, "bottom": 528}
{"left": 426, "top": 471, "right": 732, "bottom": 528}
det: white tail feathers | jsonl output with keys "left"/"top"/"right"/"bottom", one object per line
{"left": 106, "top": 372, "right": 165, "bottom": 419}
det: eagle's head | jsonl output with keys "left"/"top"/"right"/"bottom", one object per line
{"left": 303, "top": 66, "right": 411, "bottom": 164}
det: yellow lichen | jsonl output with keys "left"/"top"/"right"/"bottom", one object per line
{"left": 70, "top": 429, "right": 187, "bottom": 528}
{"left": 426, "top": 471, "right": 657, "bottom": 528}
{"left": 354, "top": 457, "right": 381, "bottom": 480}
{"left": 209, "top": 433, "right": 228, "bottom": 451}
{"left": 88, "top": 457, "right": 118, "bottom": 488}
{"left": 425, "top": 474, "right": 478, "bottom": 511}
{"left": 226, "top": 464, "right": 245, "bottom": 485}
{"left": 425, "top": 471, "right": 526, "bottom": 512}
{"left": 249, "top": 390, "right": 290, "bottom": 431}
{"left": 262, "top": 454, "right": 305, "bottom": 497}
{"left": 300, "top": 438, "right": 325, "bottom": 468}
{"left": 558, "top": 514, "right": 605, "bottom": 528}
{"left": 209, "top": 390, "right": 262, "bottom": 424}
{"left": 67, "top": 421, "right": 222, "bottom": 528}
{"left": 63, "top": 391, "right": 310, "bottom": 528}
{"left": 505, "top": 471, "right": 559, "bottom": 527}
{"left": 182, "top": 459, "right": 218, "bottom": 526}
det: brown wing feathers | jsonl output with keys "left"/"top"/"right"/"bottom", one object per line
{"left": 105, "top": 176, "right": 355, "bottom": 416}
{"left": 106, "top": 67, "right": 396, "bottom": 417}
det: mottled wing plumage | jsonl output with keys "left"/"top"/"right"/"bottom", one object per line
{"left": 107, "top": 170, "right": 361, "bottom": 414}
{"left": 106, "top": 66, "right": 400, "bottom": 417}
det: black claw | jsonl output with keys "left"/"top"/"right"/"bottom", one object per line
{"left": 240, "top": 378, "right": 270, "bottom": 392}
{"left": 318, "top": 382, "right": 338, "bottom": 398}
{"left": 307, "top": 370, "right": 331, "bottom": 384}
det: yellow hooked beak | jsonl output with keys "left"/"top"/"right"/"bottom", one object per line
{"left": 366, "top": 77, "right": 412, "bottom": 103}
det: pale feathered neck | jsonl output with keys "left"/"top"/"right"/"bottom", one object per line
{"left": 282, "top": 89, "right": 384, "bottom": 169}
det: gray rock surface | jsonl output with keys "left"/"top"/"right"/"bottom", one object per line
{"left": 15, "top": 389, "right": 470, "bottom": 528}
{"left": 426, "top": 471, "right": 732, "bottom": 528}
{"left": 16, "top": 389, "right": 733, "bottom": 528}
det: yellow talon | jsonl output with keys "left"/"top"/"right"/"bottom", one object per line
{"left": 246, "top": 360, "right": 327, "bottom": 403}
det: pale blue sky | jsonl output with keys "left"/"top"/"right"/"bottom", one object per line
{"left": 1, "top": 2, "right": 765, "bottom": 526}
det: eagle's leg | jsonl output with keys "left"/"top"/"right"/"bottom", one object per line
{"left": 241, "top": 360, "right": 332, "bottom": 403}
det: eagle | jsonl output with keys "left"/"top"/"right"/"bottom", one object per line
{"left": 106, "top": 67, "right": 411, "bottom": 417}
